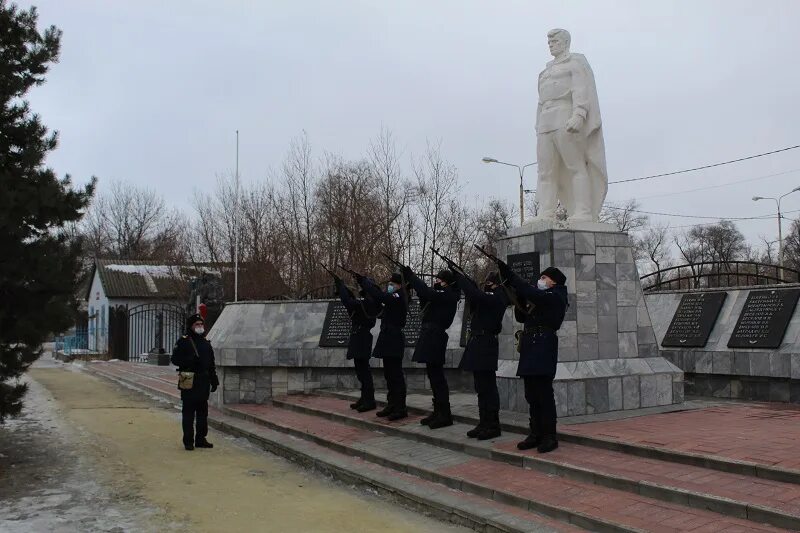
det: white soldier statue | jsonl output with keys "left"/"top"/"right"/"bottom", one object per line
{"left": 535, "top": 29, "right": 608, "bottom": 223}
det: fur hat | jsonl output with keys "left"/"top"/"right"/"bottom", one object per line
{"left": 186, "top": 313, "right": 204, "bottom": 331}
{"left": 389, "top": 272, "right": 403, "bottom": 284}
{"left": 540, "top": 266, "right": 566, "bottom": 286}
{"left": 484, "top": 271, "right": 501, "bottom": 286}
{"left": 435, "top": 269, "right": 455, "bottom": 285}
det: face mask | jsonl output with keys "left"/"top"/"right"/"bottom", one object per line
{"left": 433, "top": 282, "right": 443, "bottom": 290}
{"left": 387, "top": 284, "right": 396, "bottom": 294}
{"left": 483, "top": 283, "right": 494, "bottom": 292}
{"left": 193, "top": 326, "right": 205, "bottom": 335}
{"left": 537, "top": 279, "right": 549, "bottom": 290}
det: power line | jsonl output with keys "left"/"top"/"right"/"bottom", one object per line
{"left": 604, "top": 205, "right": 800, "bottom": 221}
{"left": 636, "top": 168, "right": 800, "bottom": 200}
{"left": 608, "top": 144, "right": 800, "bottom": 185}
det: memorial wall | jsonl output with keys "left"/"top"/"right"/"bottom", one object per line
{"left": 646, "top": 285, "right": 800, "bottom": 403}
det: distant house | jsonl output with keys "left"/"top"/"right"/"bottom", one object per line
{"left": 85, "top": 259, "right": 191, "bottom": 354}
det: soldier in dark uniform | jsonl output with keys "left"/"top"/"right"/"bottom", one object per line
{"left": 357, "top": 272, "right": 409, "bottom": 421}
{"left": 499, "top": 264, "right": 568, "bottom": 453}
{"left": 334, "top": 275, "right": 381, "bottom": 412}
{"left": 171, "top": 313, "right": 219, "bottom": 451}
{"left": 454, "top": 270, "right": 509, "bottom": 440}
{"left": 404, "top": 266, "right": 460, "bottom": 429}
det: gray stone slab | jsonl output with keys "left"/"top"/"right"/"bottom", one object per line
{"left": 575, "top": 232, "right": 595, "bottom": 255}
{"left": 673, "top": 381, "right": 684, "bottom": 403}
{"left": 616, "top": 263, "right": 637, "bottom": 281}
{"left": 567, "top": 381, "right": 586, "bottom": 416}
{"left": 608, "top": 377, "right": 623, "bottom": 411}
{"left": 576, "top": 255, "right": 596, "bottom": 281}
{"left": 586, "top": 379, "right": 609, "bottom": 414}
{"left": 615, "top": 247, "right": 634, "bottom": 264}
{"left": 596, "top": 246, "right": 616, "bottom": 264}
{"left": 615, "top": 233, "right": 631, "bottom": 247}
{"left": 598, "top": 289, "right": 617, "bottom": 316}
{"left": 637, "top": 326, "right": 656, "bottom": 346}
{"left": 695, "top": 352, "right": 712, "bottom": 373}
{"left": 559, "top": 343, "right": 578, "bottom": 362}
{"left": 712, "top": 352, "right": 733, "bottom": 374}
{"left": 617, "top": 281, "right": 638, "bottom": 306}
{"left": 597, "top": 315, "right": 618, "bottom": 343}
{"left": 770, "top": 352, "right": 790, "bottom": 378}
{"left": 598, "top": 340, "right": 620, "bottom": 359}
{"left": 534, "top": 231, "right": 552, "bottom": 252}
{"left": 792, "top": 354, "right": 800, "bottom": 379}
{"left": 617, "top": 306, "right": 637, "bottom": 332}
{"left": 733, "top": 352, "right": 750, "bottom": 376}
{"left": 622, "top": 375, "right": 640, "bottom": 409}
{"left": 656, "top": 374, "right": 673, "bottom": 405}
{"left": 576, "top": 281, "right": 597, "bottom": 305}
{"left": 750, "top": 353, "right": 771, "bottom": 377}
{"left": 553, "top": 381, "right": 568, "bottom": 418}
{"left": 578, "top": 333, "right": 599, "bottom": 360}
{"left": 770, "top": 381, "right": 791, "bottom": 402}
{"left": 596, "top": 263, "right": 617, "bottom": 291}
{"left": 553, "top": 249, "right": 575, "bottom": 267}
{"left": 640, "top": 374, "right": 658, "bottom": 408}
{"left": 577, "top": 306, "right": 598, "bottom": 334}
{"left": 618, "top": 331, "right": 638, "bottom": 358}
{"left": 595, "top": 233, "right": 617, "bottom": 246}
{"left": 553, "top": 231, "right": 574, "bottom": 250}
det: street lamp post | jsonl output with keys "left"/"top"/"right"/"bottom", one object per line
{"left": 753, "top": 185, "right": 800, "bottom": 279}
{"left": 482, "top": 157, "right": 537, "bottom": 225}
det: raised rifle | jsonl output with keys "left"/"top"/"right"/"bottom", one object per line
{"left": 430, "top": 247, "right": 477, "bottom": 288}
{"left": 320, "top": 262, "right": 339, "bottom": 279}
{"left": 380, "top": 252, "right": 407, "bottom": 272}
{"left": 337, "top": 265, "right": 363, "bottom": 280}
{"left": 474, "top": 244, "right": 532, "bottom": 315}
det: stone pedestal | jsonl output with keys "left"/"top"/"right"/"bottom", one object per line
{"left": 493, "top": 222, "right": 683, "bottom": 416}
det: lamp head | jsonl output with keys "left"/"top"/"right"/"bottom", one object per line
{"left": 752, "top": 196, "right": 764, "bottom": 201}
{"left": 792, "top": 186, "right": 800, "bottom": 193}
{"left": 482, "top": 157, "right": 498, "bottom": 163}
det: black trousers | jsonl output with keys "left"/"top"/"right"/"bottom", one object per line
{"left": 181, "top": 393, "right": 209, "bottom": 445}
{"left": 426, "top": 362, "right": 449, "bottom": 405}
{"left": 523, "top": 375, "right": 557, "bottom": 436}
{"left": 354, "top": 358, "right": 374, "bottom": 398}
{"left": 382, "top": 357, "right": 406, "bottom": 407}
{"left": 473, "top": 370, "right": 499, "bottom": 413}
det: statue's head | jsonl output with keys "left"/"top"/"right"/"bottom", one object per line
{"left": 547, "top": 28, "right": 570, "bottom": 57}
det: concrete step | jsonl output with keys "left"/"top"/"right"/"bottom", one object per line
{"left": 319, "top": 389, "right": 800, "bottom": 486}
{"left": 84, "top": 362, "right": 580, "bottom": 533}
{"left": 273, "top": 394, "right": 800, "bottom": 531}
{"left": 223, "top": 400, "right": 788, "bottom": 532}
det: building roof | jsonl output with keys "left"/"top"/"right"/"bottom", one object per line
{"left": 90, "top": 259, "right": 201, "bottom": 300}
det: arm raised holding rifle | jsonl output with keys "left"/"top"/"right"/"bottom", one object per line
{"left": 433, "top": 248, "right": 509, "bottom": 440}
{"left": 474, "top": 244, "right": 568, "bottom": 453}
{"left": 322, "top": 263, "right": 380, "bottom": 412}
{"left": 341, "top": 262, "right": 409, "bottom": 421}
{"left": 386, "top": 252, "right": 460, "bottom": 430}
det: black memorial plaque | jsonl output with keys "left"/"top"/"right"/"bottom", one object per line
{"left": 403, "top": 299, "right": 422, "bottom": 347}
{"left": 507, "top": 252, "right": 541, "bottom": 283}
{"left": 318, "top": 301, "right": 353, "bottom": 347}
{"left": 727, "top": 288, "right": 800, "bottom": 349}
{"left": 661, "top": 292, "right": 727, "bottom": 348}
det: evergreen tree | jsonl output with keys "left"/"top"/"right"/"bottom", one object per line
{"left": 0, "top": 1, "right": 95, "bottom": 422}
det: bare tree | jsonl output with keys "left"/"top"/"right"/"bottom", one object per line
{"left": 368, "top": 127, "right": 412, "bottom": 260}
{"left": 635, "top": 224, "right": 671, "bottom": 286}
{"left": 600, "top": 198, "right": 649, "bottom": 233}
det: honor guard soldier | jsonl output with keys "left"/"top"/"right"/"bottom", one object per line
{"left": 334, "top": 276, "right": 381, "bottom": 412}
{"left": 404, "top": 266, "right": 460, "bottom": 429}
{"left": 454, "top": 270, "right": 509, "bottom": 440}
{"left": 171, "top": 313, "right": 219, "bottom": 451}
{"left": 499, "top": 264, "right": 568, "bottom": 453}
{"left": 357, "top": 272, "right": 409, "bottom": 420}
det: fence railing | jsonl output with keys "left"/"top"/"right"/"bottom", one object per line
{"left": 641, "top": 261, "right": 800, "bottom": 292}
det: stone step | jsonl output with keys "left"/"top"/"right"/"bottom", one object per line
{"left": 273, "top": 394, "right": 800, "bottom": 531}
{"left": 319, "top": 389, "right": 800, "bottom": 486}
{"left": 84, "top": 363, "right": 578, "bottom": 533}
{"left": 224, "top": 401, "right": 788, "bottom": 532}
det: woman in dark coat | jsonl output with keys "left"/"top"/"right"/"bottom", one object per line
{"left": 171, "top": 313, "right": 219, "bottom": 451}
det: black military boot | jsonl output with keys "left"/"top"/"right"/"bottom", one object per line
{"left": 386, "top": 399, "right": 408, "bottom": 421}
{"left": 537, "top": 434, "right": 558, "bottom": 453}
{"left": 195, "top": 439, "right": 213, "bottom": 448}
{"left": 516, "top": 418, "right": 540, "bottom": 450}
{"left": 350, "top": 396, "right": 363, "bottom": 410}
{"left": 376, "top": 390, "right": 394, "bottom": 417}
{"left": 420, "top": 398, "right": 437, "bottom": 426}
{"left": 184, "top": 442, "right": 194, "bottom": 451}
{"left": 476, "top": 411, "right": 501, "bottom": 440}
{"left": 356, "top": 391, "right": 376, "bottom": 413}
{"left": 427, "top": 401, "right": 453, "bottom": 429}
{"left": 466, "top": 408, "right": 486, "bottom": 438}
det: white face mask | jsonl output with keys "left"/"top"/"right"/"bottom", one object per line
{"left": 193, "top": 326, "right": 205, "bottom": 335}
{"left": 537, "top": 279, "right": 549, "bottom": 291}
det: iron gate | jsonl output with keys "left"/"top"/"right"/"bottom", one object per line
{"left": 124, "top": 303, "right": 186, "bottom": 363}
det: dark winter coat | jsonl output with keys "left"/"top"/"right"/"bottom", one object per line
{"left": 505, "top": 271, "right": 568, "bottom": 377}
{"left": 407, "top": 272, "right": 460, "bottom": 365}
{"left": 360, "top": 277, "right": 407, "bottom": 359}
{"left": 454, "top": 271, "right": 509, "bottom": 372}
{"left": 171, "top": 332, "right": 219, "bottom": 401}
{"left": 336, "top": 278, "right": 381, "bottom": 360}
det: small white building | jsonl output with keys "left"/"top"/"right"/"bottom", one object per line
{"left": 85, "top": 259, "right": 189, "bottom": 356}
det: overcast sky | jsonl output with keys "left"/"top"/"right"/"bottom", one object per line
{"left": 20, "top": 0, "right": 800, "bottom": 246}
